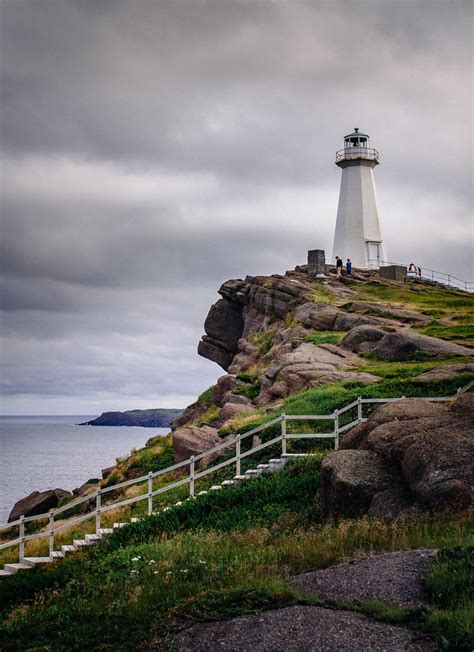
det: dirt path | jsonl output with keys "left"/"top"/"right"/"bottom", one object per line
{"left": 173, "top": 605, "right": 436, "bottom": 651}
{"left": 291, "top": 549, "right": 436, "bottom": 608}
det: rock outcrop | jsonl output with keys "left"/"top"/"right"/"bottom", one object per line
{"left": 80, "top": 408, "right": 181, "bottom": 428}
{"left": 8, "top": 488, "right": 72, "bottom": 522}
{"left": 342, "top": 326, "right": 473, "bottom": 361}
{"left": 322, "top": 393, "right": 474, "bottom": 519}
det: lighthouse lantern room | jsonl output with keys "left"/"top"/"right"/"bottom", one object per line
{"left": 332, "top": 128, "right": 387, "bottom": 269}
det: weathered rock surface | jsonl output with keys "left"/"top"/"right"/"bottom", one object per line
{"left": 217, "top": 402, "right": 254, "bottom": 426}
{"left": 292, "top": 549, "right": 435, "bottom": 608}
{"left": 414, "top": 362, "right": 474, "bottom": 381}
{"left": 173, "top": 425, "right": 221, "bottom": 467}
{"left": 320, "top": 450, "right": 399, "bottom": 519}
{"left": 173, "top": 605, "right": 437, "bottom": 651}
{"left": 199, "top": 275, "right": 312, "bottom": 370}
{"left": 325, "top": 394, "right": 474, "bottom": 518}
{"left": 8, "top": 488, "right": 73, "bottom": 522}
{"left": 101, "top": 465, "right": 115, "bottom": 479}
{"left": 349, "top": 301, "right": 430, "bottom": 325}
{"left": 342, "top": 326, "right": 473, "bottom": 360}
{"left": 257, "top": 342, "right": 380, "bottom": 405}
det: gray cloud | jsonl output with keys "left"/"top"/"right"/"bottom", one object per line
{"left": 0, "top": 0, "right": 472, "bottom": 414}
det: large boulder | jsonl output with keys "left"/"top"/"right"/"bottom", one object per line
{"left": 332, "top": 394, "right": 474, "bottom": 517}
{"left": 211, "top": 374, "right": 244, "bottom": 407}
{"left": 173, "top": 425, "right": 221, "bottom": 468}
{"left": 294, "top": 303, "right": 340, "bottom": 330}
{"left": 8, "top": 488, "right": 73, "bottom": 522}
{"left": 341, "top": 398, "right": 446, "bottom": 450}
{"left": 343, "top": 327, "right": 473, "bottom": 361}
{"left": 217, "top": 402, "right": 254, "bottom": 426}
{"left": 372, "top": 331, "right": 473, "bottom": 361}
{"left": 321, "top": 449, "right": 399, "bottom": 519}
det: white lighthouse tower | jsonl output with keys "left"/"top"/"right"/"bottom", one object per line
{"left": 332, "top": 128, "right": 387, "bottom": 269}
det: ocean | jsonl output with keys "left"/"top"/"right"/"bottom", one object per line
{"left": 0, "top": 416, "right": 169, "bottom": 524}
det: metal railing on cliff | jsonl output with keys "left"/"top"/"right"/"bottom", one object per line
{"left": 368, "top": 259, "right": 473, "bottom": 292}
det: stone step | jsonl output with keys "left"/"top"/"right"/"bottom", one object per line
{"left": 221, "top": 480, "right": 235, "bottom": 486}
{"left": 61, "top": 544, "right": 76, "bottom": 554}
{"left": 113, "top": 522, "right": 126, "bottom": 529}
{"left": 257, "top": 464, "right": 270, "bottom": 470}
{"left": 233, "top": 475, "right": 249, "bottom": 482}
{"left": 51, "top": 550, "right": 65, "bottom": 559}
{"left": 97, "top": 528, "right": 113, "bottom": 536}
{"left": 197, "top": 490, "right": 208, "bottom": 496}
{"left": 0, "top": 569, "right": 15, "bottom": 577}
{"left": 245, "top": 469, "right": 261, "bottom": 476}
{"left": 281, "top": 453, "right": 309, "bottom": 458}
{"left": 73, "top": 539, "right": 90, "bottom": 549}
{"left": 268, "top": 458, "right": 284, "bottom": 464}
{"left": 22, "top": 557, "right": 52, "bottom": 567}
{"left": 210, "top": 485, "right": 222, "bottom": 491}
{"left": 4, "top": 563, "right": 31, "bottom": 574}
{"left": 85, "top": 534, "right": 101, "bottom": 543}
{"left": 130, "top": 517, "right": 142, "bottom": 523}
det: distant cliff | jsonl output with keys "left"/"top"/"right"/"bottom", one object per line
{"left": 79, "top": 408, "right": 182, "bottom": 428}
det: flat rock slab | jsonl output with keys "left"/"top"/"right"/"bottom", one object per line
{"left": 291, "top": 549, "right": 436, "bottom": 608}
{"left": 173, "top": 605, "right": 436, "bottom": 651}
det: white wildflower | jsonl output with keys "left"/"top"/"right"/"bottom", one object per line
{"left": 131, "top": 557, "right": 140, "bottom": 562}
{"left": 149, "top": 560, "right": 156, "bottom": 564}
{"left": 198, "top": 560, "right": 207, "bottom": 564}
{"left": 180, "top": 569, "right": 188, "bottom": 573}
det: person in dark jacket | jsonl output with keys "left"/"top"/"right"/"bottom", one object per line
{"left": 335, "top": 256, "right": 343, "bottom": 277}
{"left": 346, "top": 259, "right": 352, "bottom": 274}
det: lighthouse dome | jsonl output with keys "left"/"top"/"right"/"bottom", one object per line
{"left": 344, "top": 127, "right": 370, "bottom": 147}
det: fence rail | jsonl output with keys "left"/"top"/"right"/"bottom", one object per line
{"left": 368, "top": 259, "right": 473, "bottom": 292}
{"left": 1, "top": 382, "right": 472, "bottom": 562}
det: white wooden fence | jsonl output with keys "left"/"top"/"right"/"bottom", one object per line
{"left": 1, "top": 383, "right": 472, "bottom": 564}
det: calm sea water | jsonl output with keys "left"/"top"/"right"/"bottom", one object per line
{"left": 0, "top": 416, "right": 169, "bottom": 524}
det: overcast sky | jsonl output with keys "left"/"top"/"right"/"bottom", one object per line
{"left": 1, "top": 0, "right": 472, "bottom": 415}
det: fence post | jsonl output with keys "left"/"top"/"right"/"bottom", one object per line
{"left": 19, "top": 515, "right": 25, "bottom": 562}
{"left": 49, "top": 509, "right": 55, "bottom": 559}
{"left": 95, "top": 488, "right": 101, "bottom": 533}
{"left": 148, "top": 472, "right": 153, "bottom": 515}
{"left": 189, "top": 456, "right": 195, "bottom": 498}
{"left": 281, "top": 414, "right": 287, "bottom": 456}
{"left": 357, "top": 396, "right": 362, "bottom": 423}
{"left": 334, "top": 409, "right": 339, "bottom": 450}
{"left": 236, "top": 435, "right": 241, "bottom": 476}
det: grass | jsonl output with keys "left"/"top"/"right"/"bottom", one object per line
{"left": 247, "top": 330, "right": 276, "bottom": 356}
{"left": 304, "top": 331, "right": 346, "bottom": 345}
{"left": 414, "top": 323, "right": 474, "bottom": 341}
{"left": 1, "top": 455, "right": 472, "bottom": 651}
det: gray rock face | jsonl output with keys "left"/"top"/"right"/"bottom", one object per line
{"left": 329, "top": 395, "right": 474, "bottom": 518}
{"left": 320, "top": 449, "right": 399, "bottom": 519}
{"left": 198, "top": 298, "right": 245, "bottom": 370}
{"left": 8, "top": 488, "right": 73, "bottom": 522}
{"left": 211, "top": 374, "right": 244, "bottom": 407}
{"left": 198, "top": 275, "right": 312, "bottom": 370}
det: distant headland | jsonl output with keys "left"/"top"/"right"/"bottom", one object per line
{"left": 79, "top": 408, "right": 182, "bottom": 428}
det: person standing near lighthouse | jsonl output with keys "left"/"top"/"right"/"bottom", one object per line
{"left": 332, "top": 128, "right": 387, "bottom": 269}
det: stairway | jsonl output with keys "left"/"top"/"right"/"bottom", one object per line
{"left": 0, "top": 454, "right": 305, "bottom": 578}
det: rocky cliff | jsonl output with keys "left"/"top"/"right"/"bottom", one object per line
{"left": 172, "top": 263, "right": 473, "bottom": 465}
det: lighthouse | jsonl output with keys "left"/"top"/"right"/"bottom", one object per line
{"left": 332, "top": 128, "right": 387, "bottom": 269}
